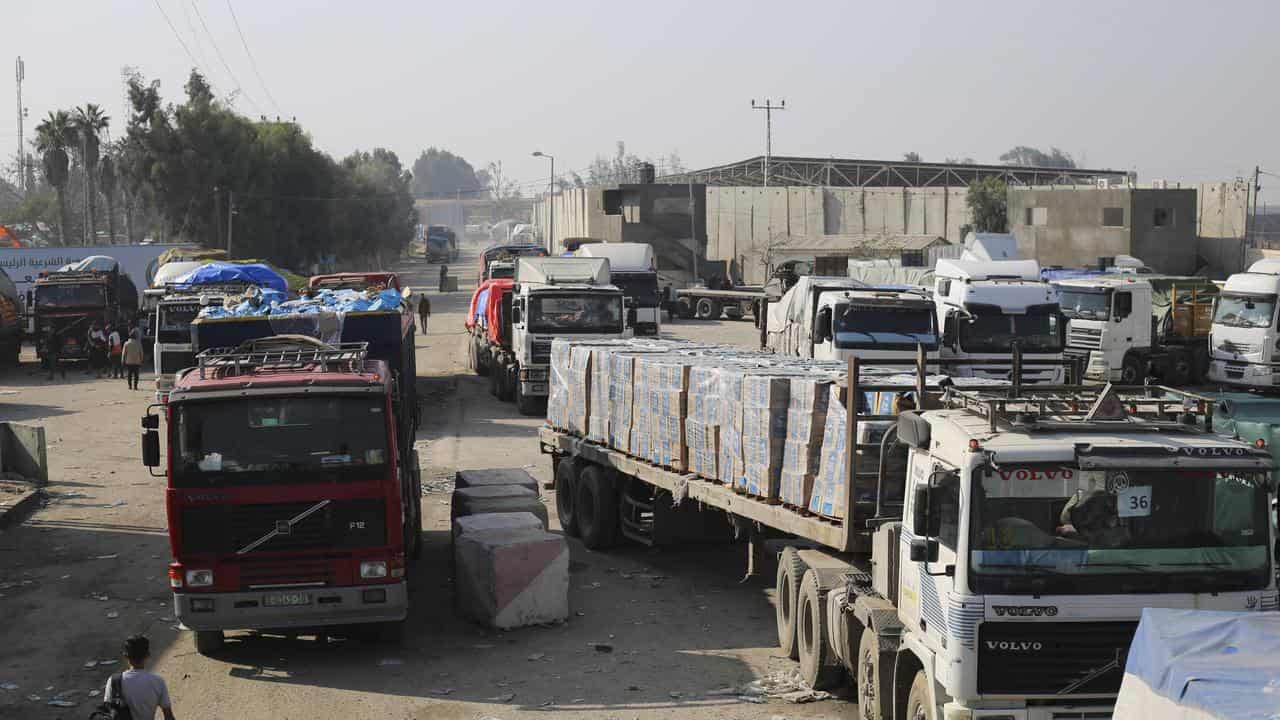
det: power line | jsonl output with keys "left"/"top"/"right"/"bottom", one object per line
{"left": 152, "top": 0, "right": 206, "bottom": 75}
{"left": 225, "top": 0, "right": 281, "bottom": 115}
{"left": 191, "top": 0, "right": 260, "bottom": 114}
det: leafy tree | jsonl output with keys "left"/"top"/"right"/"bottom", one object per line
{"left": 99, "top": 154, "right": 118, "bottom": 244}
{"left": 903, "top": 152, "right": 921, "bottom": 162}
{"left": 965, "top": 177, "right": 1008, "bottom": 234}
{"left": 34, "top": 111, "right": 73, "bottom": 245}
{"left": 72, "top": 104, "right": 109, "bottom": 243}
{"left": 999, "top": 146, "right": 1075, "bottom": 169}
{"left": 409, "top": 148, "right": 480, "bottom": 198}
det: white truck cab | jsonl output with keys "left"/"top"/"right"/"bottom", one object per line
{"left": 152, "top": 285, "right": 247, "bottom": 401}
{"left": 1208, "top": 259, "right": 1280, "bottom": 388}
{"left": 766, "top": 276, "right": 937, "bottom": 362}
{"left": 506, "top": 257, "right": 629, "bottom": 414}
{"left": 574, "top": 243, "right": 661, "bottom": 336}
{"left": 933, "top": 258, "right": 1064, "bottom": 382}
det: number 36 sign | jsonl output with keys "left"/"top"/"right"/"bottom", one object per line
{"left": 1117, "top": 486, "right": 1152, "bottom": 517}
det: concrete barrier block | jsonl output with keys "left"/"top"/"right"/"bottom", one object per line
{"left": 0, "top": 423, "right": 47, "bottom": 486}
{"left": 452, "top": 511, "right": 544, "bottom": 539}
{"left": 455, "top": 528, "right": 569, "bottom": 629}
{"left": 450, "top": 485, "right": 549, "bottom": 530}
{"left": 455, "top": 468, "right": 539, "bottom": 492}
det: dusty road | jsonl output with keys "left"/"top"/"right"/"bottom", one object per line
{"left": 0, "top": 247, "right": 852, "bottom": 719}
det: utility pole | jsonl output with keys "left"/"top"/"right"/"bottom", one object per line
{"left": 226, "top": 190, "right": 235, "bottom": 256}
{"left": 1252, "top": 166, "right": 1262, "bottom": 249}
{"left": 14, "top": 57, "right": 24, "bottom": 195}
{"left": 750, "top": 98, "right": 785, "bottom": 187}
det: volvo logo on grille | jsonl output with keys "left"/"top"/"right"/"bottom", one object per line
{"left": 275, "top": 520, "right": 292, "bottom": 535}
{"left": 993, "top": 605, "right": 1059, "bottom": 617}
{"left": 985, "top": 640, "right": 1044, "bottom": 651}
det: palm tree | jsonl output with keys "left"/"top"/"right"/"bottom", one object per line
{"left": 34, "top": 111, "right": 73, "bottom": 245}
{"left": 72, "top": 104, "right": 110, "bottom": 245}
{"left": 99, "top": 153, "right": 118, "bottom": 245}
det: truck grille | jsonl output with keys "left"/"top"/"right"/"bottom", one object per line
{"left": 179, "top": 499, "right": 387, "bottom": 556}
{"left": 1218, "top": 340, "right": 1262, "bottom": 355}
{"left": 977, "top": 621, "right": 1136, "bottom": 696}
{"left": 532, "top": 340, "right": 553, "bottom": 364}
{"left": 1067, "top": 326, "right": 1102, "bottom": 350}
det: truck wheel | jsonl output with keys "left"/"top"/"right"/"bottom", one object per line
{"left": 488, "top": 366, "right": 499, "bottom": 397}
{"left": 1120, "top": 353, "right": 1144, "bottom": 385}
{"left": 194, "top": 630, "right": 225, "bottom": 656}
{"left": 797, "top": 569, "right": 843, "bottom": 690}
{"left": 676, "top": 297, "right": 694, "bottom": 319}
{"left": 857, "top": 628, "right": 885, "bottom": 720}
{"left": 1192, "top": 345, "right": 1210, "bottom": 384}
{"left": 694, "top": 298, "right": 719, "bottom": 320}
{"left": 724, "top": 305, "right": 744, "bottom": 321}
{"left": 904, "top": 670, "right": 934, "bottom": 720}
{"left": 575, "top": 465, "right": 620, "bottom": 549}
{"left": 1165, "top": 350, "right": 1193, "bottom": 387}
{"left": 554, "top": 458, "right": 580, "bottom": 537}
{"left": 775, "top": 547, "right": 806, "bottom": 660}
{"left": 474, "top": 342, "right": 489, "bottom": 377}
{"left": 515, "top": 377, "right": 541, "bottom": 416}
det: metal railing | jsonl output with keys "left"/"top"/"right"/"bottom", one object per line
{"left": 195, "top": 341, "right": 369, "bottom": 379}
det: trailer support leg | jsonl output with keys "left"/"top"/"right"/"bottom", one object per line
{"left": 743, "top": 525, "right": 767, "bottom": 584}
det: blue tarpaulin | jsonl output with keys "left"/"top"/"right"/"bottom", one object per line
{"left": 198, "top": 287, "right": 402, "bottom": 319}
{"left": 174, "top": 262, "right": 288, "bottom": 294}
{"left": 1114, "top": 608, "right": 1280, "bottom": 719}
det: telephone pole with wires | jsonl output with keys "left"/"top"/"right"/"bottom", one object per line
{"left": 15, "top": 57, "right": 25, "bottom": 195}
{"left": 750, "top": 98, "right": 785, "bottom": 187}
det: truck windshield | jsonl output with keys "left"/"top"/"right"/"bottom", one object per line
{"left": 35, "top": 284, "right": 105, "bottom": 309}
{"left": 529, "top": 294, "right": 623, "bottom": 334}
{"left": 959, "top": 305, "right": 1062, "bottom": 353}
{"left": 172, "top": 397, "right": 390, "bottom": 487}
{"left": 157, "top": 302, "right": 202, "bottom": 343}
{"left": 1213, "top": 293, "right": 1276, "bottom": 329}
{"left": 1059, "top": 289, "right": 1110, "bottom": 320}
{"left": 835, "top": 305, "right": 937, "bottom": 349}
{"left": 970, "top": 466, "right": 1271, "bottom": 594}
{"left": 612, "top": 274, "right": 658, "bottom": 306}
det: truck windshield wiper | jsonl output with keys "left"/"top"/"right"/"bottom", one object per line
{"left": 1157, "top": 561, "right": 1233, "bottom": 568}
{"left": 1080, "top": 561, "right": 1156, "bottom": 573}
{"left": 978, "top": 563, "right": 1071, "bottom": 576}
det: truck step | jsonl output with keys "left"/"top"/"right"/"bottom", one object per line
{"left": 619, "top": 492, "right": 655, "bottom": 547}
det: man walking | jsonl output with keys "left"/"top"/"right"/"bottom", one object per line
{"left": 439, "top": 263, "right": 449, "bottom": 292}
{"left": 417, "top": 293, "right": 431, "bottom": 334}
{"left": 109, "top": 325, "right": 124, "bottom": 379}
{"left": 102, "top": 634, "right": 176, "bottom": 719}
{"left": 44, "top": 328, "right": 65, "bottom": 381}
{"left": 122, "top": 332, "right": 145, "bottom": 390}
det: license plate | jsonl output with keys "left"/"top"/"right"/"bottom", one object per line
{"left": 529, "top": 383, "right": 547, "bottom": 394}
{"left": 262, "top": 591, "right": 311, "bottom": 607}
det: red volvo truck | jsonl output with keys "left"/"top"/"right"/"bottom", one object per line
{"left": 141, "top": 336, "right": 421, "bottom": 654}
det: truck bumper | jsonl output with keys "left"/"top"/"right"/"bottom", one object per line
{"left": 520, "top": 380, "right": 549, "bottom": 397}
{"left": 1207, "top": 358, "right": 1280, "bottom": 388}
{"left": 946, "top": 701, "right": 1114, "bottom": 720}
{"left": 174, "top": 581, "right": 408, "bottom": 631}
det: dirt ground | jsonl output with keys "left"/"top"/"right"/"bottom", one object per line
{"left": 0, "top": 246, "right": 854, "bottom": 719}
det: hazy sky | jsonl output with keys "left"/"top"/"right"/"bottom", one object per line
{"left": 6, "top": 1, "right": 1279, "bottom": 196}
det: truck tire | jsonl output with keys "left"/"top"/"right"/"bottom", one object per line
{"left": 575, "top": 465, "right": 620, "bottom": 549}
{"left": 554, "top": 458, "right": 580, "bottom": 537}
{"left": 474, "top": 341, "right": 489, "bottom": 377}
{"left": 1165, "top": 349, "right": 1192, "bottom": 387}
{"left": 724, "top": 305, "right": 744, "bottom": 321}
{"left": 694, "top": 298, "right": 719, "bottom": 320}
{"left": 676, "top": 297, "right": 694, "bottom": 319}
{"left": 515, "top": 376, "right": 541, "bottom": 416}
{"left": 1120, "top": 353, "right": 1144, "bottom": 385}
{"left": 904, "top": 670, "right": 934, "bottom": 720}
{"left": 857, "top": 628, "right": 885, "bottom": 720}
{"left": 797, "top": 569, "right": 843, "bottom": 690}
{"left": 1192, "top": 344, "right": 1210, "bottom": 384}
{"left": 194, "top": 630, "right": 225, "bottom": 656}
{"left": 488, "top": 366, "right": 500, "bottom": 397}
{"left": 775, "top": 547, "right": 807, "bottom": 660}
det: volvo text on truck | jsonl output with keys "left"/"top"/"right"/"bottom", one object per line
{"left": 142, "top": 337, "right": 422, "bottom": 654}
{"left": 540, "top": 344, "right": 1276, "bottom": 720}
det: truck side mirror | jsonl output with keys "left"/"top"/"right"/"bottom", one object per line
{"left": 911, "top": 484, "right": 931, "bottom": 536}
{"left": 511, "top": 303, "right": 523, "bottom": 325}
{"left": 909, "top": 537, "right": 939, "bottom": 563}
{"left": 141, "top": 428, "right": 160, "bottom": 468}
{"left": 814, "top": 307, "right": 832, "bottom": 343}
{"left": 942, "top": 317, "right": 957, "bottom": 349}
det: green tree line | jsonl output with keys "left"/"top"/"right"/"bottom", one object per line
{"left": 10, "top": 70, "right": 415, "bottom": 272}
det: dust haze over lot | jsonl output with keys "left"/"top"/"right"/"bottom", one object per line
{"left": 0, "top": 244, "right": 849, "bottom": 719}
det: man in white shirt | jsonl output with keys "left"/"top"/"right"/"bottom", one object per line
{"left": 108, "top": 326, "right": 123, "bottom": 379}
{"left": 103, "top": 634, "right": 176, "bottom": 720}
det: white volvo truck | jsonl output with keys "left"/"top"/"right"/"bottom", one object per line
{"left": 934, "top": 259, "right": 1065, "bottom": 383}
{"left": 1208, "top": 259, "right": 1280, "bottom": 389}
{"left": 541, "top": 358, "right": 1277, "bottom": 720}
{"left": 491, "top": 257, "right": 629, "bottom": 415}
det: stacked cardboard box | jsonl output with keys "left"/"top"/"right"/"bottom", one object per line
{"left": 684, "top": 363, "right": 721, "bottom": 480}
{"left": 547, "top": 339, "right": 574, "bottom": 431}
{"left": 781, "top": 373, "right": 838, "bottom": 508}
{"left": 629, "top": 355, "right": 694, "bottom": 469}
{"left": 741, "top": 373, "right": 796, "bottom": 501}
{"left": 810, "top": 383, "right": 849, "bottom": 519}
{"left": 716, "top": 365, "right": 752, "bottom": 489}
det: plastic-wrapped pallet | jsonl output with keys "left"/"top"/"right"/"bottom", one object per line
{"left": 547, "top": 339, "right": 574, "bottom": 431}
{"left": 629, "top": 354, "right": 692, "bottom": 469}
{"left": 684, "top": 363, "right": 722, "bottom": 480}
{"left": 716, "top": 364, "right": 753, "bottom": 489}
{"left": 586, "top": 345, "right": 616, "bottom": 444}
{"left": 781, "top": 372, "right": 839, "bottom": 508}
{"left": 810, "top": 383, "right": 849, "bottom": 519}
{"left": 740, "top": 372, "right": 795, "bottom": 501}
{"left": 608, "top": 349, "right": 669, "bottom": 453}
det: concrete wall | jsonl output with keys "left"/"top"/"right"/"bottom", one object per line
{"left": 1130, "top": 188, "right": 1197, "bottom": 274}
{"left": 1008, "top": 187, "right": 1135, "bottom": 269}
{"left": 1196, "top": 180, "right": 1251, "bottom": 240}
{"left": 0, "top": 423, "right": 47, "bottom": 486}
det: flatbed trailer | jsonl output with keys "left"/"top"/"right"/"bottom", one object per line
{"left": 672, "top": 286, "right": 768, "bottom": 322}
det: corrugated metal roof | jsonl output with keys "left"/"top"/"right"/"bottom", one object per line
{"left": 778, "top": 234, "right": 950, "bottom": 252}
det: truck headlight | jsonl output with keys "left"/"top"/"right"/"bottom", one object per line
{"left": 185, "top": 569, "right": 214, "bottom": 587}
{"left": 360, "top": 560, "right": 388, "bottom": 579}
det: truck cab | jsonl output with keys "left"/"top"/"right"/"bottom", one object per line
{"left": 32, "top": 269, "right": 133, "bottom": 361}
{"left": 933, "top": 259, "right": 1064, "bottom": 382}
{"left": 152, "top": 285, "right": 248, "bottom": 402}
{"left": 574, "top": 243, "right": 661, "bottom": 336}
{"left": 143, "top": 338, "right": 420, "bottom": 655}
{"left": 766, "top": 276, "right": 937, "bottom": 362}
{"left": 877, "top": 388, "right": 1277, "bottom": 719}
{"left": 503, "top": 257, "right": 627, "bottom": 414}
{"left": 1208, "top": 259, "right": 1280, "bottom": 388}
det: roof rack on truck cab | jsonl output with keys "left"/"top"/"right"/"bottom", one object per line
{"left": 939, "top": 382, "right": 1221, "bottom": 435}
{"left": 195, "top": 339, "right": 370, "bottom": 378}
